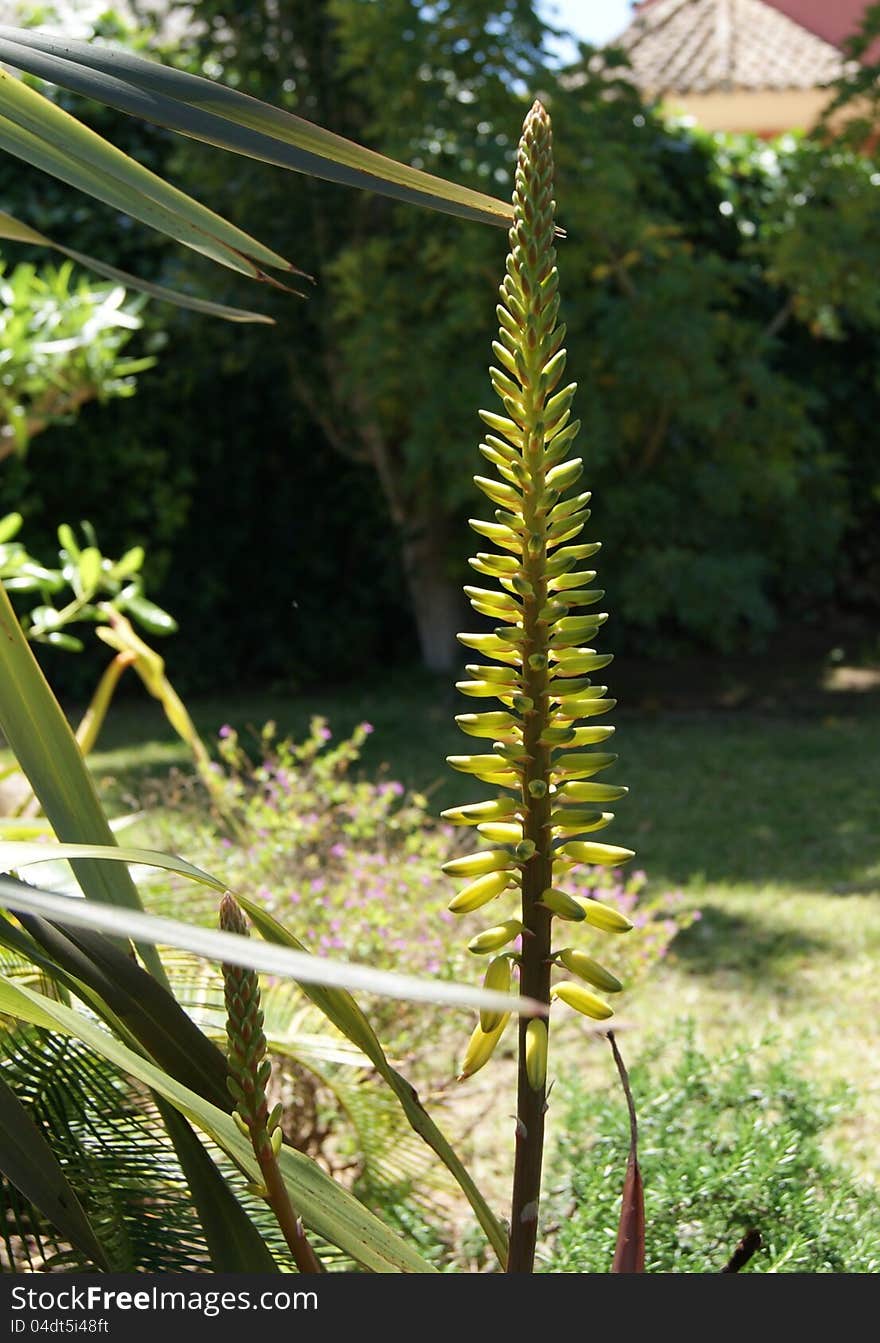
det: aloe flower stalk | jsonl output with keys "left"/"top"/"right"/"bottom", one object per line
{"left": 220, "top": 893, "right": 322, "bottom": 1273}
{"left": 442, "top": 100, "right": 635, "bottom": 1274}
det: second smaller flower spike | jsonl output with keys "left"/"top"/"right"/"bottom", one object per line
{"left": 220, "top": 892, "right": 273, "bottom": 1149}
{"left": 220, "top": 893, "right": 322, "bottom": 1273}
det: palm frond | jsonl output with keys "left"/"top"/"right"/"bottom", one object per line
{"left": 0, "top": 1027, "right": 206, "bottom": 1271}
{"left": 0, "top": 1021, "right": 318, "bottom": 1272}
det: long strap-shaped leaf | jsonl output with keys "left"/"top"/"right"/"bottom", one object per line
{"left": 0, "top": 209, "right": 275, "bottom": 323}
{"left": 238, "top": 895, "right": 511, "bottom": 1267}
{"left": 16, "top": 911, "right": 231, "bottom": 1111}
{"left": 0, "top": 26, "right": 514, "bottom": 230}
{"left": 0, "top": 66, "right": 298, "bottom": 281}
{"left": 0, "top": 972, "right": 435, "bottom": 1273}
{"left": 0, "top": 875, "right": 541, "bottom": 1017}
{"left": 0, "top": 1071, "right": 111, "bottom": 1270}
{"left": 0, "top": 582, "right": 165, "bottom": 982}
{"left": 0, "top": 913, "right": 281, "bottom": 1271}
{"left": 0, "top": 842, "right": 226, "bottom": 891}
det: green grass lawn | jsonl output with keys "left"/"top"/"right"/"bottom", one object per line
{"left": 5, "top": 660, "right": 879, "bottom": 1186}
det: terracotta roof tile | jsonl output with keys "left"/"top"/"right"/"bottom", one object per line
{"left": 613, "top": 0, "right": 849, "bottom": 94}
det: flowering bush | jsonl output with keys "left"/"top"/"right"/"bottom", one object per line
{"left": 210, "top": 716, "right": 455, "bottom": 979}
{"left": 186, "top": 718, "right": 698, "bottom": 1015}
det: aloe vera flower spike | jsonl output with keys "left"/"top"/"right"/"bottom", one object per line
{"left": 220, "top": 893, "right": 322, "bottom": 1273}
{"left": 442, "top": 100, "right": 635, "bottom": 1274}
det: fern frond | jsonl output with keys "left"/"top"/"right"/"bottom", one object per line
{"left": 0, "top": 1023, "right": 316, "bottom": 1272}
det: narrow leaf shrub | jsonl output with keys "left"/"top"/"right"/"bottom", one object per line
{"left": 546, "top": 1027, "right": 880, "bottom": 1273}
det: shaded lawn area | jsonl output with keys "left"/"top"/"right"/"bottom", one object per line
{"left": 37, "top": 666, "right": 880, "bottom": 1179}
{"left": 87, "top": 667, "right": 879, "bottom": 896}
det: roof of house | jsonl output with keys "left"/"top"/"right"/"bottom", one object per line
{"left": 614, "top": 0, "right": 852, "bottom": 95}
{"left": 767, "top": 1, "right": 871, "bottom": 50}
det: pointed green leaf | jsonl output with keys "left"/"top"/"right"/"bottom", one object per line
{"left": 0, "top": 842, "right": 227, "bottom": 891}
{"left": 0, "top": 582, "right": 165, "bottom": 982}
{"left": 0, "top": 26, "right": 513, "bottom": 229}
{"left": 0, "top": 876, "right": 544, "bottom": 1017}
{"left": 17, "top": 912, "right": 230, "bottom": 1112}
{"left": 0, "top": 209, "right": 275, "bottom": 323}
{"left": 0, "top": 67, "right": 297, "bottom": 279}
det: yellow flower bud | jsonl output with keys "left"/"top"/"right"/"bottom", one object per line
{"left": 448, "top": 869, "right": 513, "bottom": 914}
{"left": 539, "top": 887, "right": 586, "bottom": 921}
{"left": 480, "top": 955, "right": 512, "bottom": 1032}
{"left": 575, "top": 897, "right": 633, "bottom": 934}
{"left": 458, "top": 1014, "right": 511, "bottom": 1080}
{"left": 441, "top": 798, "right": 519, "bottom": 825}
{"left": 556, "top": 948, "right": 622, "bottom": 993}
{"left": 442, "top": 849, "right": 513, "bottom": 878}
{"left": 468, "top": 919, "right": 523, "bottom": 955}
{"left": 558, "top": 841, "right": 635, "bottom": 867}
{"left": 551, "top": 980, "right": 613, "bottom": 1020}
{"left": 525, "top": 1019, "right": 548, "bottom": 1091}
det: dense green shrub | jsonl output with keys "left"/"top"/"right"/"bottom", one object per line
{"left": 6, "top": 3, "right": 879, "bottom": 687}
{"left": 150, "top": 10, "right": 880, "bottom": 668}
{"left": 545, "top": 1028, "right": 880, "bottom": 1273}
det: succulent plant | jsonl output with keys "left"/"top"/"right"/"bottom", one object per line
{"left": 441, "top": 99, "right": 635, "bottom": 1272}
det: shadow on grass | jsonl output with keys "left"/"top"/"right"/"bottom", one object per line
{"left": 54, "top": 663, "right": 880, "bottom": 896}
{"left": 671, "top": 906, "right": 830, "bottom": 982}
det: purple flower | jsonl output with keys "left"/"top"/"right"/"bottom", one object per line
{"left": 318, "top": 725, "right": 332, "bottom": 742}
{"left": 218, "top": 724, "right": 233, "bottom": 739}
{"left": 360, "top": 721, "right": 375, "bottom": 735}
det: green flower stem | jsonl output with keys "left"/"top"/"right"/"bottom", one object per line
{"left": 75, "top": 651, "right": 135, "bottom": 756}
{"left": 220, "top": 893, "right": 322, "bottom": 1274}
{"left": 254, "top": 1138, "right": 323, "bottom": 1276}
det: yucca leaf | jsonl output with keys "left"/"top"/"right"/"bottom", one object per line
{"left": 0, "top": 26, "right": 513, "bottom": 230}
{"left": 0, "top": 842, "right": 226, "bottom": 891}
{"left": 155, "top": 1100, "right": 279, "bottom": 1273}
{"left": 1, "top": 916, "right": 279, "bottom": 1270}
{"left": 0, "top": 583, "right": 165, "bottom": 982}
{"left": 237, "top": 895, "right": 510, "bottom": 1267}
{"left": 0, "top": 877, "right": 544, "bottom": 1017}
{"left": 0, "top": 972, "right": 436, "bottom": 1273}
{"left": 0, "top": 1071, "right": 110, "bottom": 1270}
{"left": 0, "top": 67, "right": 296, "bottom": 281}
{"left": 16, "top": 913, "right": 230, "bottom": 1112}
{"left": 0, "top": 209, "right": 274, "bottom": 323}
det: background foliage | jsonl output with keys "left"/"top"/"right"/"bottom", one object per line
{"left": 2, "top": 0, "right": 879, "bottom": 692}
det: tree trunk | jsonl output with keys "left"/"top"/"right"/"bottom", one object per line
{"left": 354, "top": 414, "right": 464, "bottom": 672}
{"left": 399, "top": 501, "right": 464, "bottom": 672}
